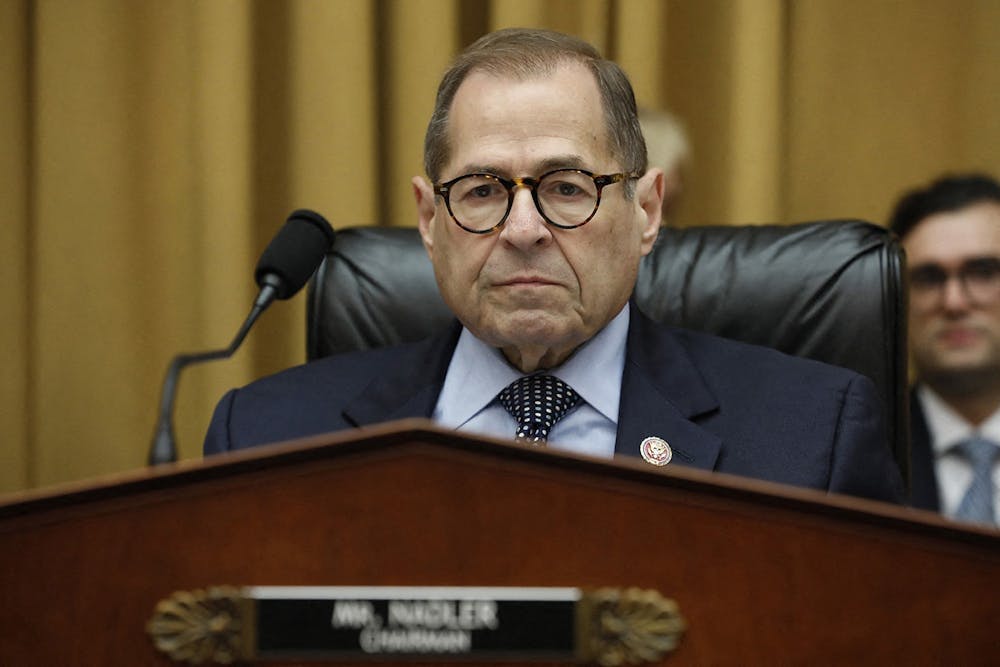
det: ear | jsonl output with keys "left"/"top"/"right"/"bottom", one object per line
{"left": 635, "top": 167, "right": 664, "bottom": 254}
{"left": 412, "top": 176, "right": 438, "bottom": 258}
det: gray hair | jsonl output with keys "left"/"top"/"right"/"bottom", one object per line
{"left": 423, "top": 28, "right": 647, "bottom": 191}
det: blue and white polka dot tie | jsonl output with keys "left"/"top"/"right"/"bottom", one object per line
{"left": 497, "top": 374, "right": 581, "bottom": 444}
{"left": 954, "top": 436, "right": 999, "bottom": 527}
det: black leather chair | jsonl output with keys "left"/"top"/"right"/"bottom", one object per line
{"left": 307, "top": 220, "right": 909, "bottom": 483}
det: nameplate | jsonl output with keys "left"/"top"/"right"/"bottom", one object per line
{"left": 148, "top": 585, "right": 685, "bottom": 664}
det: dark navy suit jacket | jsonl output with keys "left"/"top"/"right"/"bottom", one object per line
{"left": 204, "top": 305, "right": 903, "bottom": 504}
{"left": 907, "top": 391, "right": 941, "bottom": 511}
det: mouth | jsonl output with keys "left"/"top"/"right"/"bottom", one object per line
{"left": 935, "top": 326, "right": 983, "bottom": 347}
{"left": 495, "top": 276, "right": 560, "bottom": 288}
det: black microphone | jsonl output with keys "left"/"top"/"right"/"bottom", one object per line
{"left": 148, "top": 209, "right": 336, "bottom": 466}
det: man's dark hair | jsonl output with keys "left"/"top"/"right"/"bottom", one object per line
{"left": 889, "top": 173, "right": 1000, "bottom": 239}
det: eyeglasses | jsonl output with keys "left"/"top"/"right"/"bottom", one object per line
{"left": 434, "top": 169, "right": 638, "bottom": 234}
{"left": 909, "top": 256, "right": 1000, "bottom": 310}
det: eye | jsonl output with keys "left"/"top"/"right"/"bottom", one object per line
{"left": 909, "top": 265, "right": 947, "bottom": 288}
{"left": 553, "top": 181, "right": 583, "bottom": 197}
{"left": 540, "top": 173, "right": 594, "bottom": 200}
{"left": 453, "top": 177, "right": 506, "bottom": 204}
{"left": 467, "top": 183, "right": 504, "bottom": 202}
{"left": 963, "top": 258, "right": 1000, "bottom": 281}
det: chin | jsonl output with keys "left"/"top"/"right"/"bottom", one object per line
{"left": 479, "top": 310, "right": 583, "bottom": 349}
{"left": 924, "top": 364, "right": 1000, "bottom": 396}
{"left": 933, "top": 346, "right": 997, "bottom": 369}
{"left": 920, "top": 342, "right": 999, "bottom": 374}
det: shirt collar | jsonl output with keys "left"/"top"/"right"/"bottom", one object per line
{"left": 550, "top": 305, "right": 628, "bottom": 423}
{"left": 435, "top": 305, "right": 629, "bottom": 428}
{"left": 917, "top": 385, "right": 1000, "bottom": 454}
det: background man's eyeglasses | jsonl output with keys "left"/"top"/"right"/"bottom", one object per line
{"left": 909, "top": 257, "right": 1000, "bottom": 309}
{"left": 434, "top": 169, "right": 638, "bottom": 234}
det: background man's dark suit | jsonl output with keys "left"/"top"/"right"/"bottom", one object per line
{"left": 907, "top": 391, "right": 941, "bottom": 511}
{"left": 205, "top": 305, "right": 903, "bottom": 504}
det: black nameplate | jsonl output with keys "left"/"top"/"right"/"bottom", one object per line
{"left": 250, "top": 586, "right": 578, "bottom": 660}
{"left": 147, "top": 585, "right": 685, "bottom": 664}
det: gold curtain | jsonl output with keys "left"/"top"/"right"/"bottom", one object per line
{"left": 2, "top": 0, "right": 998, "bottom": 493}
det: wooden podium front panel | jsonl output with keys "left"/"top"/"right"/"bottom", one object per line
{"left": 0, "top": 422, "right": 997, "bottom": 665}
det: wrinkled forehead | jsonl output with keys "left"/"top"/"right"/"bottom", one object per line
{"left": 444, "top": 63, "right": 612, "bottom": 172}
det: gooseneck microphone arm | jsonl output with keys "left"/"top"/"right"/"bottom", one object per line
{"left": 147, "top": 210, "right": 335, "bottom": 466}
{"left": 148, "top": 287, "right": 274, "bottom": 466}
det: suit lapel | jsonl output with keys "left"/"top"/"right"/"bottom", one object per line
{"left": 341, "top": 308, "right": 723, "bottom": 472}
{"left": 342, "top": 323, "right": 461, "bottom": 427}
{"left": 907, "top": 389, "right": 941, "bottom": 510}
{"left": 615, "top": 305, "right": 723, "bottom": 472}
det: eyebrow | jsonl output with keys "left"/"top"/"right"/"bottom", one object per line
{"left": 910, "top": 256, "right": 1000, "bottom": 271}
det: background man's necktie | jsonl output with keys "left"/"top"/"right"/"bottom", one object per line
{"left": 954, "top": 436, "right": 999, "bottom": 526}
{"left": 497, "top": 374, "right": 581, "bottom": 444}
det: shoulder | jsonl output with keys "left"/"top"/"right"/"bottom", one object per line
{"left": 225, "top": 327, "right": 460, "bottom": 411}
{"left": 669, "top": 327, "right": 882, "bottom": 436}
{"left": 623, "top": 307, "right": 901, "bottom": 501}
{"left": 236, "top": 340, "right": 431, "bottom": 397}
{"left": 203, "top": 328, "right": 459, "bottom": 454}
{"left": 673, "top": 326, "right": 860, "bottom": 381}
{"left": 626, "top": 310, "right": 885, "bottom": 444}
{"left": 644, "top": 321, "right": 868, "bottom": 400}
{"left": 658, "top": 327, "right": 899, "bottom": 501}
{"left": 625, "top": 308, "right": 881, "bottom": 424}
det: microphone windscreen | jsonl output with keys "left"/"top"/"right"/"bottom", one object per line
{"left": 254, "top": 209, "right": 336, "bottom": 299}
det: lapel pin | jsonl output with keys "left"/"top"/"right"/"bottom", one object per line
{"left": 640, "top": 436, "right": 672, "bottom": 466}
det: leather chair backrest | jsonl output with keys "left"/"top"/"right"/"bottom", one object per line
{"left": 307, "top": 220, "right": 909, "bottom": 482}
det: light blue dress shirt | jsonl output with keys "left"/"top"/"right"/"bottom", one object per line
{"left": 432, "top": 305, "right": 628, "bottom": 458}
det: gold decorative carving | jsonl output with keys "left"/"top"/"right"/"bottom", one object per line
{"left": 578, "top": 587, "right": 687, "bottom": 666}
{"left": 147, "top": 586, "right": 252, "bottom": 664}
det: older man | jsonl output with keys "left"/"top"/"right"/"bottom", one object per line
{"left": 205, "top": 29, "right": 901, "bottom": 503}
{"left": 890, "top": 174, "right": 1000, "bottom": 526}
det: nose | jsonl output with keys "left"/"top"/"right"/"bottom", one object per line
{"left": 940, "top": 274, "right": 973, "bottom": 313}
{"left": 498, "top": 185, "right": 551, "bottom": 249}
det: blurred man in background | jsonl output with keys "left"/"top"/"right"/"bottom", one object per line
{"left": 639, "top": 108, "right": 690, "bottom": 224}
{"left": 889, "top": 173, "right": 1000, "bottom": 527}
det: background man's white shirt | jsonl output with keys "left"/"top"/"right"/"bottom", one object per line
{"left": 918, "top": 385, "right": 1000, "bottom": 519}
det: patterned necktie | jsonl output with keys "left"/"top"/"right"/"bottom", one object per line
{"left": 954, "top": 436, "right": 999, "bottom": 526}
{"left": 497, "top": 374, "right": 581, "bottom": 444}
